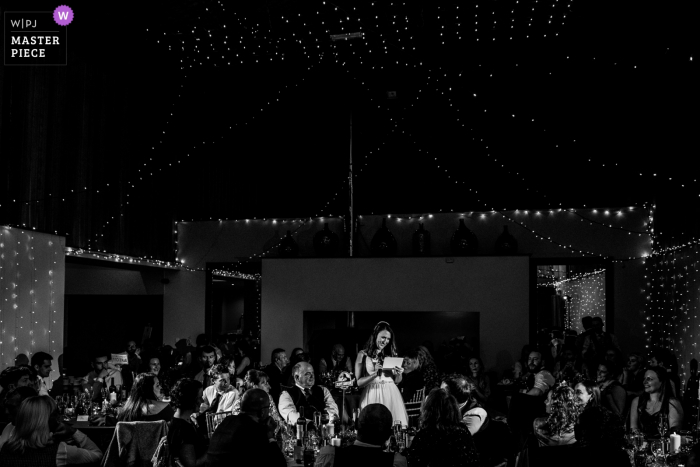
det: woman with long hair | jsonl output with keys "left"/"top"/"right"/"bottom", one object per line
{"left": 466, "top": 357, "right": 491, "bottom": 407}
{"left": 168, "top": 378, "right": 207, "bottom": 467}
{"left": 532, "top": 382, "right": 580, "bottom": 446}
{"left": 118, "top": 372, "right": 174, "bottom": 422}
{"left": 355, "top": 321, "right": 408, "bottom": 427}
{"left": 407, "top": 388, "right": 480, "bottom": 467}
{"left": 232, "top": 341, "right": 252, "bottom": 379}
{"left": 630, "top": 366, "right": 684, "bottom": 436}
{"left": 0, "top": 395, "right": 102, "bottom": 465}
{"left": 573, "top": 380, "right": 625, "bottom": 450}
{"left": 416, "top": 345, "right": 442, "bottom": 391}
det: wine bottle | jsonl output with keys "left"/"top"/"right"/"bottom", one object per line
{"left": 294, "top": 439, "right": 304, "bottom": 464}
{"left": 109, "top": 378, "right": 118, "bottom": 403}
{"left": 296, "top": 406, "right": 307, "bottom": 440}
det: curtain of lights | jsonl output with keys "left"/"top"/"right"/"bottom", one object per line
{"left": 646, "top": 246, "right": 700, "bottom": 386}
{"left": 0, "top": 226, "right": 65, "bottom": 370}
{"left": 560, "top": 271, "right": 606, "bottom": 334}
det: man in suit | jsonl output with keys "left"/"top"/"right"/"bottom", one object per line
{"left": 266, "top": 348, "right": 288, "bottom": 404}
{"left": 205, "top": 388, "right": 286, "bottom": 467}
{"left": 278, "top": 362, "right": 339, "bottom": 425}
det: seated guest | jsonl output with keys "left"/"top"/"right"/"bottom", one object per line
{"left": 415, "top": 346, "right": 442, "bottom": 391}
{"left": 201, "top": 364, "right": 239, "bottom": 414}
{"left": 552, "top": 345, "right": 580, "bottom": 383}
{"left": 205, "top": 388, "right": 286, "bottom": 467}
{"left": 82, "top": 352, "right": 123, "bottom": 401}
{"left": 532, "top": 382, "right": 580, "bottom": 446}
{"left": 622, "top": 352, "right": 646, "bottom": 398}
{"left": 649, "top": 348, "right": 682, "bottom": 398}
{"left": 0, "top": 366, "right": 33, "bottom": 398}
{"left": 319, "top": 344, "right": 353, "bottom": 376}
{"left": 441, "top": 374, "right": 487, "bottom": 435}
{"left": 278, "top": 362, "right": 339, "bottom": 425}
{"left": 168, "top": 378, "right": 207, "bottom": 467}
{"left": 266, "top": 348, "right": 289, "bottom": 404}
{"left": 14, "top": 354, "right": 30, "bottom": 367}
{"left": 123, "top": 340, "right": 143, "bottom": 389}
{"left": 316, "top": 403, "right": 407, "bottom": 467}
{"left": 407, "top": 388, "right": 480, "bottom": 467}
{"left": 282, "top": 348, "right": 309, "bottom": 388}
{"left": 0, "top": 395, "right": 102, "bottom": 464}
{"left": 573, "top": 380, "right": 624, "bottom": 449}
{"left": 397, "top": 351, "right": 425, "bottom": 402}
{"left": 30, "top": 351, "right": 54, "bottom": 397}
{"left": 630, "top": 366, "right": 684, "bottom": 436}
{"left": 193, "top": 346, "right": 218, "bottom": 388}
{"left": 232, "top": 341, "right": 252, "bottom": 379}
{"left": 236, "top": 369, "right": 284, "bottom": 426}
{"left": 521, "top": 351, "right": 555, "bottom": 396}
{"left": 149, "top": 356, "right": 170, "bottom": 398}
{"left": 0, "top": 386, "right": 38, "bottom": 450}
{"left": 118, "top": 372, "right": 173, "bottom": 422}
{"left": 596, "top": 360, "right": 626, "bottom": 418}
{"left": 466, "top": 357, "right": 491, "bottom": 407}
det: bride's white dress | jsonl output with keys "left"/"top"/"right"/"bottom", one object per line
{"left": 359, "top": 353, "right": 409, "bottom": 427}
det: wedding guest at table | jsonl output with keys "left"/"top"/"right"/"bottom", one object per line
{"left": 193, "top": 346, "right": 217, "bottom": 388}
{"left": 315, "top": 403, "right": 407, "bottom": 467}
{"left": 118, "top": 372, "right": 174, "bottom": 422}
{"left": 168, "top": 378, "right": 207, "bottom": 467}
{"left": 416, "top": 345, "right": 442, "bottom": 391}
{"left": 466, "top": 356, "right": 491, "bottom": 407}
{"left": 649, "top": 347, "right": 682, "bottom": 398}
{"left": 30, "top": 351, "right": 54, "bottom": 397}
{"left": 205, "top": 389, "right": 286, "bottom": 467}
{"left": 201, "top": 364, "right": 239, "bottom": 414}
{"left": 279, "top": 362, "right": 338, "bottom": 425}
{"left": 407, "top": 388, "right": 480, "bottom": 467}
{"left": 581, "top": 317, "right": 620, "bottom": 366}
{"left": 532, "top": 382, "right": 580, "bottom": 446}
{"left": 552, "top": 345, "right": 581, "bottom": 383}
{"left": 282, "top": 348, "right": 309, "bottom": 387}
{"left": 0, "top": 366, "right": 33, "bottom": 399}
{"left": 630, "top": 366, "right": 684, "bottom": 436}
{"left": 356, "top": 322, "right": 407, "bottom": 427}
{"left": 81, "top": 353, "right": 123, "bottom": 401}
{"left": 14, "top": 354, "right": 30, "bottom": 367}
{"left": 397, "top": 351, "right": 424, "bottom": 402}
{"left": 122, "top": 340, "right": 143, "bottom": 390}
{"left": 232, "top": 341, "right": 252, "bottom": 379}
{"left": 319, "top": 344, "right": 353, "bottom": 376}
{"left": 0, "top": 386, "right": 38, "bottom": 451}
{"left": 0, "top": 395, "right": 102, "bottom": 465}
{"left": 441, "top": 374, "right": 487, "bottom": 435}
{"left": 266, "top": 348, "right": 288, "bottom": 403}
{"left": 622, "top": 352, "right": 646, "bottom": 398}
{"left": 596, "top": 360, "right": 626, "bottom": 418}
{"left": 573, "top": 380, "right": 624, "bottom": 449}
{"left": 237, "top": 369, "right": 284, "bottom": 425}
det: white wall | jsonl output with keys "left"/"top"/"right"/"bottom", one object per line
{"left": 261, "top": 257, "right": 529, "bottom": 373}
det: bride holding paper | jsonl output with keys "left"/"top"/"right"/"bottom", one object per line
{"left": 354, "top": 321, "right": 408, "bottom": 427}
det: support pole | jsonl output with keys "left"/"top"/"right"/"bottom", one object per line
{"left": 349, "top": 110, "right": 354, "bottom": 257}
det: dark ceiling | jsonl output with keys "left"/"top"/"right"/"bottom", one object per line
{"left": 0, "top": 0, "right": 697, "bottom": 259}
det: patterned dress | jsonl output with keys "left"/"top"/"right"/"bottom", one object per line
{"left": 359, "top": 352, "right": 409, "bottom": 427}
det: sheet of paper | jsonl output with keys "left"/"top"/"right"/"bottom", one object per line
{"left": 77, "top": 415, "right": 89, "bottom": 422}
{"left": 382, "top": 357, "right": 404, "bottom": 370}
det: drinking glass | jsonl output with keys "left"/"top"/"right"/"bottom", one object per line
{"left": 650, "top": 439, "right": 668, "bottom": 465}
{"left": 313, "top": 411, "right": 322, "bottom": 429}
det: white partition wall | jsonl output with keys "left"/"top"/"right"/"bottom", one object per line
{"left": 261, "top": 256, "right": 529, "bottom": 373}
{"left": 0, "top": 226, "right": 65, "bottom": 371}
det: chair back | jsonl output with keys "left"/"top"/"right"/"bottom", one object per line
{"left": 404, "top": 387, "right": 425, "bottom": 427}
{"left": 206, "top": 411, "right": 232, "bottom": 438}
{"left": 101, "top": 420, "right": 169, "bottom": 467}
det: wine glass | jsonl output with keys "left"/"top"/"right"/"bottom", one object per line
{"left": 658, "top": 412, "right": 668, "bottom": 438}
{"left": 650, "top": 439, "right": 668, "bottom": 466}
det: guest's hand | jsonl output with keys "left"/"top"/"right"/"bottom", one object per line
{"left": 89, "top": 414, "right": 106, "bottom": 426}
{"left": 52, "top": 422, "right": 77, "bottom": 441}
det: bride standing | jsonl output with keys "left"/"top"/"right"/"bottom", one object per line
{"left": 355, "top": 321, "right": 408, "bottom": 427}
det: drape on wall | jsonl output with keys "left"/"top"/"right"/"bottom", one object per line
{"left": 560, "top": 271, "right": 606, "bottom": 334}
{"left": 647, "top": 246, "right": 700, "bottom": 389}
{"left": 0, "top": 226, "right": 65, "bottom": 371}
